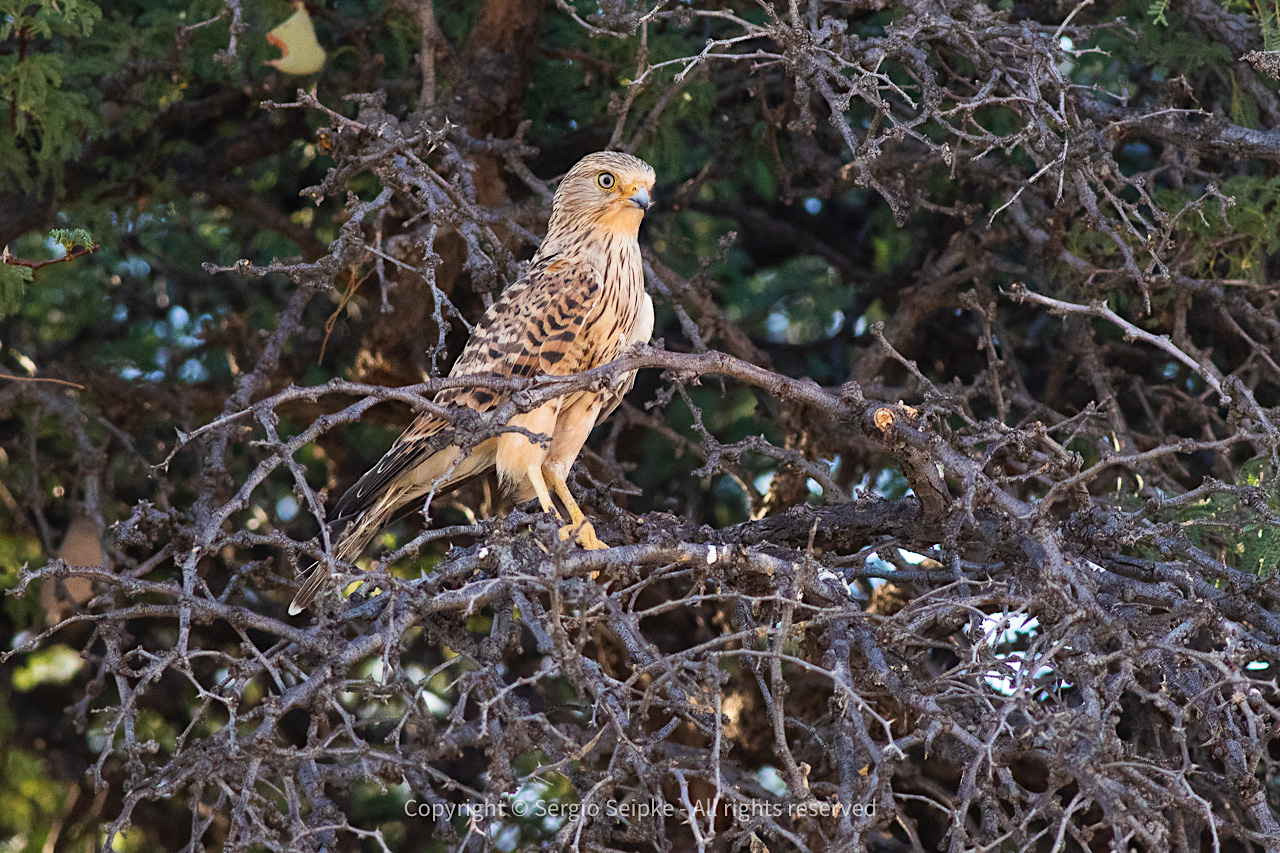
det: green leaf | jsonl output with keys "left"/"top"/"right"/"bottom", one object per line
{"left": 0, "top": 262, "right": 34, "bottom": 318}
{"left": 48, "top": 227, "right": 94, "bottom": 250}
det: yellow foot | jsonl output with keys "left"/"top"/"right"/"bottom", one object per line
{"left": 558, "top": 521, "right": 608, "bottom": 550}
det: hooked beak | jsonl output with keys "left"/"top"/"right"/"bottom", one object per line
{"left": 629, "top": 187, "right": 651, "bottom": 211}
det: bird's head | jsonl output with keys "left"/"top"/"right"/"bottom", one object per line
{"left": 549, "top": 151, "right": 656, "bottom": 240}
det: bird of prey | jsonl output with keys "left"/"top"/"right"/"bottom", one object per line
{"left": 289, "top": 151, "right": 656, "bottom": 614}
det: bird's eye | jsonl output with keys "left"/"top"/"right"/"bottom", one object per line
{"left": 597, "top": 172, "right": 616, "bottom": 190}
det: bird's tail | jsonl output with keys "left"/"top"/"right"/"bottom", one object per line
{"left": 287, "top": 500, "right": 396, "bottom": 616}
{"left": 287, "top": 439, "right": 497, "bottom": 615}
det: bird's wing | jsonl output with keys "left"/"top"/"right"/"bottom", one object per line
{"left": 328, "top": 261, "right": 608, "bottom": 527}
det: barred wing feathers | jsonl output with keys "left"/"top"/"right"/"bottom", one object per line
{"left": 289, "top": 261, "right": 607, "bottom": 614}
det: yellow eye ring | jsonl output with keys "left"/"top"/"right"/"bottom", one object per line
{"left": 597, "top": 172, "right": 616, "bottom": 190}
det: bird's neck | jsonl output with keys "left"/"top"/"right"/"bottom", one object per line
{"left": 534, "top": 225, "right": 641, "bottom": 275}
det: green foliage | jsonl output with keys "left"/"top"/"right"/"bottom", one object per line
{"left": 1158, "top": 176, "right": 1280, "bottom": 282}
{"left": 0, "top": 0, "right": 103, "bottom": 193}
{"left": 1178, "top": 458, "right": 1280, "bottom": 577}
{"left": 0, "top": 746, "right": 68, "bottom": 853}
{"left": 10, "top": 645, "right": 84, "bottom": 691}
{"left": 1149, "top": 0, "right": 1280, "bottom": 44}
{"left": 48, "top": 228, "right": 93, "bottom": 251}
{"left": 740, "top": 255, "right": 845, "bottom": 346}
{"left": 0, "top": 228, "right": 95, "bottom": 319}
{"left": 0, "top": 229, "right": 93, "bottom": 326}
{"left": 1226, "top": 0, "right": 1280, "bottom": 50}
{"left": 1141, "top": 1, "right": 1280, "bottom": 80}
{"left": 1135, "top": 19, "right": 1235, "bottom": 76}
{"left": 0, "top": 263, "right": 33, "bottom": 319}
{"left": 1263, "top": 1, "right": 1280, "bottom": 51}
{"left": 0, "top": 534, "right": 43, "bottom": 626}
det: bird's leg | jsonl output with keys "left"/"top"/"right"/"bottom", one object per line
{"left": 525, "top": 465, "right": 561, "bottom": 519}
{"left": 543, "top": 466, "right": 607, "bottom": 550}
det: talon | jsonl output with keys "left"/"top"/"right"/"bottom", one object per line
{"left": 559, "top": 521, "right": 608, "bottom": 550}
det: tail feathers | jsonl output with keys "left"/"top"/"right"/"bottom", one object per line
{"left": 287, "top": 440, "right": 499, "bottom": 615}
{"left": 287, "top": 503, "right": 395, "bottom": 615}
{"left": 287, "top": 561, "right": 330, "bottom": 616}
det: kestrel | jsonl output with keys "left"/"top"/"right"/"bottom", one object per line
{"left": 290, "top": 151, "right": 656, "bottom": 614}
